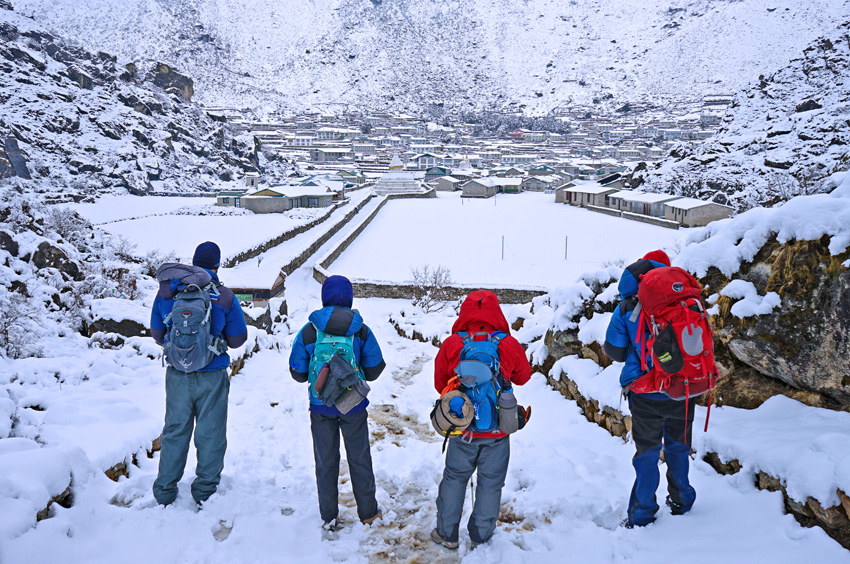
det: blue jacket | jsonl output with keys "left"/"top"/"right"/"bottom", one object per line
{"left": 603, "top": 259, "right": 669, "bottom": 398}
{"left": 289, "top": 306, "right": 385, "bottom": 415}
{"left": 150, "top": 269, "right": 248, "bottom": 372}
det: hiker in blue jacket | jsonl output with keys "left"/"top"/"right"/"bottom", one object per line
{"left": 289, "top": 275, "right": 386, "bottom": 531}
{"left": 603, "top": 249, "right": 696, "bottom": 528}
{"left": 149, "top": 241, "right": 247, "bottom": 506}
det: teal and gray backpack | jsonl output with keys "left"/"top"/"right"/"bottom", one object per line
{"left": 308, "top": 326, "right": 368, "bottom": 412}
{"left": 455, "top": 331, "right": 510, "bottom": 433}
{"left": 156, "top": 263, "right": 226, "bottom": 373}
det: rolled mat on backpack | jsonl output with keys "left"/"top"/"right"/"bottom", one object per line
{"left": 431, "top": 391, "right": 474, "bottom": 437}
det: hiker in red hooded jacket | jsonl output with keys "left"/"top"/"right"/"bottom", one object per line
{"left": 431, "top": 290, "right": 531, "bottom": 550}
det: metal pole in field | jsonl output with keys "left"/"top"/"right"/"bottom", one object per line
{"left": 565, "top": 236, "right": 568, "bottom": 260}
{"left": 502, "top": 236, "right": 505, "bottom": 260}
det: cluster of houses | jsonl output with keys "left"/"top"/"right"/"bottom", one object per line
{"left": 204, "top": 94, "right": 730, "bottom": 175}
{"left": 555, "top": 180, "right": 733, "bottom": 227}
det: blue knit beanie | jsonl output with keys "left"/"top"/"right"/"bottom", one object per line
{"left": 322, "top": 275, "right": 353, "bottom": 308}
{"left": 192, "top": 241, "right": 221, "bottom": 270}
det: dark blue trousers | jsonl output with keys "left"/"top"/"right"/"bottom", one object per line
{"left": 153, "top": 367, "right": 229, "bottom": 505}
{"left": 628, "top": 393, "right": 696, "bottom": 526}
{"left": 310, "top": 409, "right": 378, "bottom": 523}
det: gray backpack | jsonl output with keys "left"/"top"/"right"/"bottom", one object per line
{"left": 156, "top": 263, "right": 226, "bottom": 372}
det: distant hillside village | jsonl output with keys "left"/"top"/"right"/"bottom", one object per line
{"left": 212, "top": 95, "right": 734, "bottom": 229}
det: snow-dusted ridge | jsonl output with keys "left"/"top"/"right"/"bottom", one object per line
{"left": 11, "top": 0, "right": 850, "bottom": 115}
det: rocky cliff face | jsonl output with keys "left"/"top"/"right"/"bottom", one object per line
{"left": 0, "top": 3, "right": 287, "bottom": 199}
{"left": 636, "top": 23, "right": 850, "bottom": 210}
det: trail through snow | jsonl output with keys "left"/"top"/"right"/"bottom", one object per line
{"left": 2, "top": 205, "right": 849, "bottom": 563}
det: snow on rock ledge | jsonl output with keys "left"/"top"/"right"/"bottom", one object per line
{"left": 0, "top": 439, "right": 72, "bottom": 540}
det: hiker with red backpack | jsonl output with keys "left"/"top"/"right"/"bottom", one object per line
{"left": 431, "top": 290, "right": 532, "bottom": 549}
{"left": 603, "top": 250, "right": 717, "bottom": 528}
{"left": 289, "top": 275, "right": 386, "bottom": 532}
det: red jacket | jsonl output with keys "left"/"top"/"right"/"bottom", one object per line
{"left": 434, "top": 290, "right": 532, "bottom": 438}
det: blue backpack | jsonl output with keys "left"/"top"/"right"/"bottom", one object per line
{"left": 454, "top": 331, "right": 509, "bottom": 433}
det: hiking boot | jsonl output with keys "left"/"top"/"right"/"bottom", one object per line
{"left": 430, "top": 528, "right": 459, "bottom": 550}
{"left": 666, "top": 496, "right": 686, "bottom": 516}
{"left": 322, "top": 517, "right": 344, "bottom": 532}
{"left": 360, "top": 511, "right": 382, "bottom": 525}
{"left": 620, "top": 517, "right": 654, "bottom": 529}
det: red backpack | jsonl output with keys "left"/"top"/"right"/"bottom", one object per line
{"left": 630, "top": 266, "right": 718, "bottom": 431}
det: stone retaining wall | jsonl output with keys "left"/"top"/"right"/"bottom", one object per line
{"left": 585, "top": 204, "right": 623, "bottom": 218}
{"left": 621, "top": 211, "right": 680, "bottom": 230}
{"left": 222, "top": 201, "right": 347, "bottom": 268}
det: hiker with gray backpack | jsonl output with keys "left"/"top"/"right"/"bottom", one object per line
{"left": 149, "top": 241, "right": 247, "bottom": 507}
{"left": 288, "top": 275, "right": 386, "bottom": 532}
{"left": 430, "top": 290, "right": 531, "bottom": 549}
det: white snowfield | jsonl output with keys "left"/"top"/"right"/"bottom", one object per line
{"left": 331, "top": 192, "right": 691, "bottom": 288}
{"left": 3, "top": 188, "right": 850, "bottom": 562}
{"left": 76, "top": 195, "right": 331, "bottom": 264}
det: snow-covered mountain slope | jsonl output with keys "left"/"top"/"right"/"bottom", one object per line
{"left": 12, "top": 0, "right": 850, "bottom": 115}
{"left": 0, "top": 3, "right": 288, "bottom": 197}
{"left": 634, "top": 23, "right": 850, "bottom": 210}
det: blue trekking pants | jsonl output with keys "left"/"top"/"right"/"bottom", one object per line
{"left": 627, "top": 393, "right": 696, "bottom": 526}
{"left": 152, "top": 366, "right": 230, "bottom": 505}
{"left": 436, "top": 435, "right": 510, "bottom": 544}
{"left": 310, "top": 409, "right": 379, "bottom": 523}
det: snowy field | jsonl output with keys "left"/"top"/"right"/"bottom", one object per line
{"left": 75, "top": 196, "right": 332, "bottom": 263}
{"left": 72, "top": 195, "right": 219, "bottom": 224}
{"left": 330, "top": 192, "right": 692, "bottom": 288}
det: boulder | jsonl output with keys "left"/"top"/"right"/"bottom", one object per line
{"left": 87, "top": 317, "right": 146, "bottom": 339}
{"left": 30, "top": 241, "right": 82, "bottom": 281}
{"left": 795, "top": 99, "right": 823, "bottom": 113}
{"left": 151, "top": 62, "right": 193, "bottom": 101}
{"left": 704, "top": 236, "right": 850, "bottom": 410}
{"left": 0, "top": 229, "right": 18, "bottom": 256}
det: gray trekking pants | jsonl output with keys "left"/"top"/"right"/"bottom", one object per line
{"left": 436, "top": 435, "right": 510, "bottom": 544}
{"left": 152, "top": 366, "right": 230, "bottom": 505}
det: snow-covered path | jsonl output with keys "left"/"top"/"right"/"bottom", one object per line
{"left": 4, "top": 278, "right": 849, "bottom": 563}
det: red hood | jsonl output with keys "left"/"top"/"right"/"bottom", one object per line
{"left": 451, "top": 290, "right": 511, "bottom": 335}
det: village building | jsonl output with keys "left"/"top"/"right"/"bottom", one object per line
{"left": 239, "top": 185, "right": 335, "bottom": 213}
{"left": 433, "top": 176, "right": 463, "bottom": 191}
{"left": 664, "top": 197, "right": 734, "bottom": 227}
{"left": 608, "top": 191, "right": 682, "bottom": 217}
{"left": 462, "top": 178, "right": 498, "bottom": 198}
{"left": 559, "top": 181, "right": 620, "bottom": 206}
{"left": 244, "top": 172, "right": 259, "bottom": 189}
{"left": 216, "top": 190, "right": 247, "bottom": 207}
{"left": 521, "top": 175, "right": 561, "bottom": 192}
{"left": 424, "top": 166, "right": 452, "bottom": 182}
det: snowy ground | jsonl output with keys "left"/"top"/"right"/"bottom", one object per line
{"left": 3, "top": 287, "right": 848, "bottom": 563}
{"left": 3, "top": 213, "right": 849, "bottom": 562}
{"left": 4, "top": 190, "right": 850, "bottom": 562}
{"left": 77, "top": 196, "right": 333, "bottom": 263}
{"left": 72, "top": 195, "right": 220, "bottom": 224}
{"left": 330, "top": 192, "right": 692, "bottom": 288}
